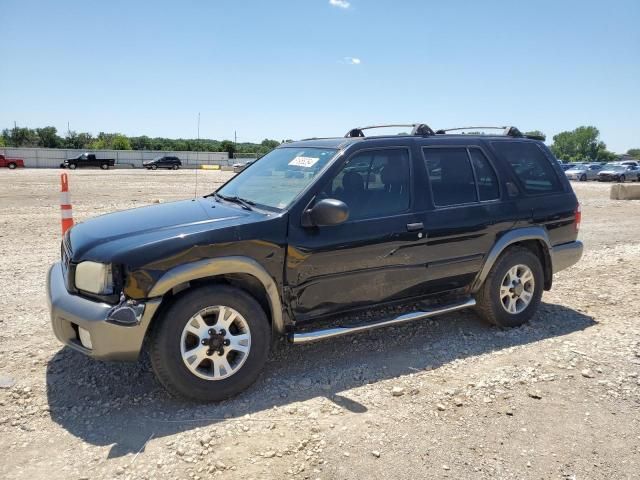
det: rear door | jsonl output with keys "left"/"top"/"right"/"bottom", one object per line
{"left": 410, "top": 143, "right": 514, "bottom": 293}
{"left": 286, "top": 146, "right": 427, "bottom": 321}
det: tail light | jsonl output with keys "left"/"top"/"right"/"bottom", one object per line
{"left": 575, "top": 203, "right": 581, "bottom": 232}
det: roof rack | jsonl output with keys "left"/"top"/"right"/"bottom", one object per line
{"left": 434, "top": 126, "right": 545, "bottom": 141}
{"left": 344, "top": 123, "right": 435, "bottom": 138}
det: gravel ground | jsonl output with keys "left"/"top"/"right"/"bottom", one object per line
{"left": 0, "top": 169, "right": 639, "bottom": 480}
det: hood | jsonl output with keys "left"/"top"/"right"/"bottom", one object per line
{"left": 68, "top": 198, "right": 250, "bottom": 261}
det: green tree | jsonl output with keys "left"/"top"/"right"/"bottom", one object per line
{"left": 36, "top": 126, "right": 61, "bottom": 148}
{"left": 551, "top": 126, "right": 614, "bottom": 162}
{"left": 111, "top": 134, "right": 131, "bottom": 150}
{"left": 220, "top": 140, "right": 237, "bottom": 158}
{"left": 627, "top": 149, "right": 640, "bottom": 159}
{"left": 0, "top": 135, "right": 5, "bottom": 147}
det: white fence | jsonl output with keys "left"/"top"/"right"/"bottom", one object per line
{"left": 0, "top": 147, "right": 249, "bottom": 169}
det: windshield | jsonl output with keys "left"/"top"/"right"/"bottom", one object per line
{"left": 568, "top": 165, "right": 587, "bottom": 171}
{"left": 217, "top": 147, "right": 338, "bottom": 209}
{"left": 604, "top": 164, "right": 624, "bottom": 171}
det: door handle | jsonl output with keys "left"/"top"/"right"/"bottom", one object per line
{"left": 406, "top": 222, "right": 424, "bottom": 232}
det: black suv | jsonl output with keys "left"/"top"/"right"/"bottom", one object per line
{"left": 143, "top": 155, "right": 182, "bottom": 170}
{"left": 47, "top": 124, "right": 583, "bottom": 401}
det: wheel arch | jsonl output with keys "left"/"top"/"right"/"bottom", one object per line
{"left": 471, "top": 227, "right": 553, "bottom": 293}
{"left": 147, "top": 256, "right": 285, "bottom": 335}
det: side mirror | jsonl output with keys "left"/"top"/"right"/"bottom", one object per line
{"left": 302, "top": 198, "right": 349, "bottom": 227}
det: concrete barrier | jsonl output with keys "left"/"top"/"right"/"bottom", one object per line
{"left": 610, "top": 184, "right": 640, "bottom": 200}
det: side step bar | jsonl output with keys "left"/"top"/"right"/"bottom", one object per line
{"left": 289, "top": 298, "right": 476, "bottom": 345}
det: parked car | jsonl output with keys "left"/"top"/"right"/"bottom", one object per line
{"left": 232, "top": 159, "right": 255, "bottom": 173}
{"left": 47, "top": 123, "right": 583, "bottom": 401}
{"left": 558, "top": 162, "right": 574, "bottom": 171}
{"left": 597, "top": 163, "right": 640, "bottom": 182}
{"left": 61, "top": 153, "right": 115, "bottom": 170}
{"left": 143, "top": 155, "right": 182, "bottom": 170}
{"left": 0, "top": 154, "right": 25, "bottom": 169}
{"left": 565, "top": 163, "right": 602, "bottom": 181}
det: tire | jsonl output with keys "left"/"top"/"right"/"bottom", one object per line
{"left": 474, "top": 246, "right": 544, "bottom": 328}
{"left": 150, "top": 285, "right": 271, "bottom": 402}
{"left": 619, "top": 175, "right": 625, "bottom": 183}
{"left": 8, "top": 162, "right": 17, "bottom": 169}
{"left": 173, "top": 164, "right": 179, "bottom": 170}
{"left": 151, "top": 164, "right": 158, "bottom": 170}
{"left": 579, "top": 174, "right": 586, "bottom": 181}
{"left": 68, "top": 163, "right": 77, "bottom": 170}
{"left": 100, "top": 163, "right": 109, "bottom": 170}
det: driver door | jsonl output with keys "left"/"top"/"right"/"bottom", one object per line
{"left": 286, "top": 147, "right": 427, "bottom": 321}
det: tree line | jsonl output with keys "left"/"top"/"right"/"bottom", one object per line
{"left": 0, "top": 126, "right": 283, "bottom": 158}
{"left": 1, "top": 124, "right": 637, "bottom": 162}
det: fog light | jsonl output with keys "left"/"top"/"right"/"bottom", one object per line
{"left": 78, "top": 327, "right": 93, "bottom": 349}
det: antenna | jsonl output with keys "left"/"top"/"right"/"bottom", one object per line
{"left": 194, "top": 112, "right": 200, "bottom": 198}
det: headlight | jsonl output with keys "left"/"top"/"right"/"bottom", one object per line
{"left": 75, "top": 261, "right": 114, "bottom": 295}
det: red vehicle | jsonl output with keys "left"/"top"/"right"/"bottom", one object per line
{"left": 0, "top": 154, "right": 25, "bottom": 169}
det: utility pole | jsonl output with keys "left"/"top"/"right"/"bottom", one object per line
{"left": 197, "top": 112, "right": 200, "bottom": 141}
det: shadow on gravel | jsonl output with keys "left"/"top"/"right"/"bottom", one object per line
{"left": 46, "top": 302, "right": 595, "bottom": 458}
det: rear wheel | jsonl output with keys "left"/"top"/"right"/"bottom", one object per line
{"left": 619, "top": 175, "right": 625, "bottom": 183}
{"left": 474, "top": 247, "right": 543, "bottom": 328}
{"left": 8, "top": 162, "right": 17, "bottom": 169}
{"left": 150, "top": 285, "right": 270, "bottom": 402}
{"left": 100, "top": 163, "right": 109, "bottom": 170}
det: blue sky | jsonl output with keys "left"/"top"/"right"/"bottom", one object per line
{"left": 1, "top": 0, "right": 638, "bottom": 151}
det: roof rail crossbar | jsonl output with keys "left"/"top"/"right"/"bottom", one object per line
{"left": 434, "top": 126, "right": 524, "bottom": 137}
{"left": 344, "top": 123, "right": 435, "bottom": 138}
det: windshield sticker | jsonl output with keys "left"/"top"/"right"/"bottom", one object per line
{"left": 289, "top": 156, "right": 319, "bottom": 168}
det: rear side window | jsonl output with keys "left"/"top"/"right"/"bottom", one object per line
{"left": 424, "top": 148, "right": 477, "bottom": 206}
{"left": 492, "top": 142, "right": 561, "bottom": 194}
{"left": 469, "top": 149, "right": 500, "bottom": 201}
{"left": 423, "top": 147, "right": 500, "bottom": 206}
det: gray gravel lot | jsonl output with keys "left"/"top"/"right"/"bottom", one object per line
{"left": 0, "top": 170, "right": 639, "bottom": 479}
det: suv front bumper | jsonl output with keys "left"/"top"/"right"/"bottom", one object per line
{"left": 47, "top": 262, "right": 161, "bottom": 361}
{"left": 551, "top": 240, "right": 583, "bottom": 274}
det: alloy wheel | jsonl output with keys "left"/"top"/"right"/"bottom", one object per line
{"left": 180, "top": 306, "right": 251, "bottom": 380}
{"left": 499, "top": 264, "right": 535, "bottom": 314}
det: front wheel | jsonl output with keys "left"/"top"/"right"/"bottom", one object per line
{"left": 151, "top": 164, "right": 158, "bottom": 170}
{"left": 150, "top": 285, "right": 271, "bottom": 402}
{"left": 8, "top": 162, "right": 17, "bottom": 169}
{"left": 619, "top": 175, "right": 625, "bottom": 183}
{"left": 474, "top": 246, "right": 544, "bottom": 328}
{"left": 68, "top": 163, "right": 77, "bottom": 170}
{"left": 579, "top": 174, "right": 587, "bottom": 181}
{"left": 173, "top": 164, "right": 179, "bottom": 170}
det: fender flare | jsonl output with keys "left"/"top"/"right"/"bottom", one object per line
{"left": 148, "top": 256, "right": 285, "bottom": 334}
{"left": 470, "top": 227, "right": 552, "bottom": 293}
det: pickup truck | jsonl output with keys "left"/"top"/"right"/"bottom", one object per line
{"left": 61, "top": 153, "right": 115, "bottom": 170}
{"left": 0, "top": 154, "right": 25, "bottom": 169}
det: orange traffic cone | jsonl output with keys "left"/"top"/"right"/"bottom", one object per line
{"left": 60, "top": 173, "right": 74, "bottom": 234}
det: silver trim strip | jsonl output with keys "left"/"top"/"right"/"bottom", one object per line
{"left": 290, "top": 298, "right": 476, "bottom": 345}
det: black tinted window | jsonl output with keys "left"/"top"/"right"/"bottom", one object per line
{"left": 469, "top": 149, "right": 500, "bottom": 201}
{"left": 424, "top": 148, "right": 477, "bottom": 206}
{"left": 323, "top": 148, "right": 410, "bottom": 220}
{"left": 492, "top": 142, "right": 561, "bottom": 194}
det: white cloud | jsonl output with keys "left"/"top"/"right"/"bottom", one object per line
{"left": 344, "top": 57, "right": 361, "bottom": 65}
{"left": 329, "top": 0, "right": 350, "bottom": 9}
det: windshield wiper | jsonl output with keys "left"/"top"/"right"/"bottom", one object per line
{"left": 214, "top": 193, "right": 255, "bottom": 211}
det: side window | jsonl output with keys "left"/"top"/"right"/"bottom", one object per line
{"left": 469, "top": 149, "right": 500, "bottom": 201}
{"left": 491, "top": 141, "right": 562, "bottom": 194}
{"left": 423, "top": 148, "right": 477, "bottom": 206}
{"left": 322, "top": 148, "right": 411, "bottom": 220}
